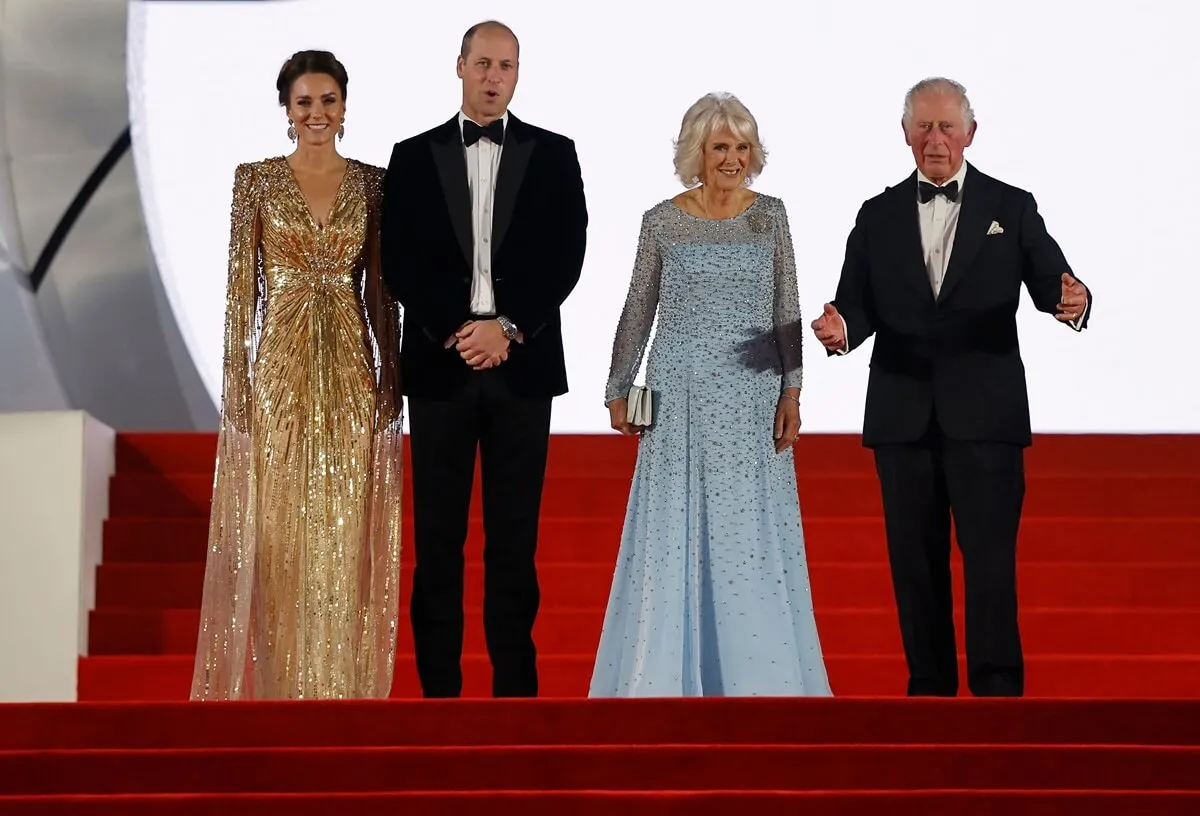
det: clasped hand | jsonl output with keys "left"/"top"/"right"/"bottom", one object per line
{"left": 446, "top": 319, "right": 509, "bottom": 370}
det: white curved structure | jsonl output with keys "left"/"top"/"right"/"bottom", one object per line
{"left": 0, "top": 0, "right": 214, "bottom": 429}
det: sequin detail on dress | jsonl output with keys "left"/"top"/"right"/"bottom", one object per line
{"left": 191, "top": 157, "right": 404, "bottom": 700}
{"left": 590, "top": 194, "right": 831, "bottom": 697}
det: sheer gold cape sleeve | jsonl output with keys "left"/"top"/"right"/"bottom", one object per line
{"left": 190, "top": 162, "right": 264, "bottom": 700}
{"left": 358, "top": 164, "right": 404, "bottom": 697}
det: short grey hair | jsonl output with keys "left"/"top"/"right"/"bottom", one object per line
{"left": 673, "top": 92, "right": 767, "bottom": 188}
{"left": 902, "top": 77, "right": 975, "bottom": 130}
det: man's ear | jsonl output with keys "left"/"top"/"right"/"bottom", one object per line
{"left": 964, "top": 119, "right": 978, "bottom": 147}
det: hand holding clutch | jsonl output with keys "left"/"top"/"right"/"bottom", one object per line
{"left": 608, "top": 386, "right": 653, "bottom": 436}
{"left": 626, "top": 385, "right": 653, "bottom": 427}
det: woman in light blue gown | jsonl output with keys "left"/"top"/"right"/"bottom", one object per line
{"left": 589, "top": 93, "right": 831, "bottom": 698}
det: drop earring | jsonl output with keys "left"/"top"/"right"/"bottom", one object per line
{"left": 287, "top": 119, "right": 297, "bottom": 142}
{"left": 338, "top": 120, "right": 345, "bottom": 141}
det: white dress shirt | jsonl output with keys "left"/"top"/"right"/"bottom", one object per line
{"left": 917, "top": 161, "right": 968, "bottom": 298}
{"left": 458, "top": 110, "right": 507, "bottom": 316}
{"left": 836, "top": 161, "right": 1084, "bottom": 351}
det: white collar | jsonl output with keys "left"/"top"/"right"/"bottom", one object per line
{"left": 917, "top": 160, "right": 969, "bottom": 192}
{"left": 458, "top": 109, "right": 509, "bottom": 131}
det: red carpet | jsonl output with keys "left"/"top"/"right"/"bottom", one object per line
{"left": 82, "top": 433, "right": 1200, "bottom": 700}
{"left": 2, "top": 432, "right": 1197, "bottom": 812}
{"left": 1, "top": 699, "right": 1199, "bottom": 812}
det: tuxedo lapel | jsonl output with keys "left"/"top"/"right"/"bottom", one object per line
{"left": 492, "top": 114, "right": 534, "bottom": 255}
{"left": 938, "top": 168, "right": 1000, "bottom": 304}
{"left": 887, "top": 174, "right": 934, "bottom": 301}
{"left": 430, "top": 117, "right": 472, "bottom": 266}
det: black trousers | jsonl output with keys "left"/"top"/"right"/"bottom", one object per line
{"left": 407, "top": 368, "right": 552, "bottom": 698}
{"left": 872, "top": 417, "right": 1026, "bottom": 697}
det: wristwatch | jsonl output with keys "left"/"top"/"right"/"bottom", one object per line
{"left": 496, "top": 315, "right": 519, "bottom": 340}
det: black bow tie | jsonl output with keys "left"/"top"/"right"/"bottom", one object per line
{"left": 463, "top": 118, "right": 504, "bottom": 147}
{"left": 918, "top": 180, "right": 959, "bottom": 203}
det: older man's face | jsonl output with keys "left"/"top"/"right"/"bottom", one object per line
{"left": 904, "top": 91, "right": 976, "bottom": 184}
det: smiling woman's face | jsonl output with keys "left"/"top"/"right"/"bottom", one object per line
{"left": 286, "top": 73, "right": 344, "bottom": 146}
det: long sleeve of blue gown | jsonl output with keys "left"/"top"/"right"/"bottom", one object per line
{"left": 605, "top": 210, "right": 663, "bottom": 403}
{"left": 771, "top": 199, "right": 804, "bottom": 391}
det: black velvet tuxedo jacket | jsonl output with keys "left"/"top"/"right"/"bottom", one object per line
{"left": 380, "top": 113, "right": 588, "bottom": 399}
{"left": 832, "top": 165, "right": 1090, "bottom": 448}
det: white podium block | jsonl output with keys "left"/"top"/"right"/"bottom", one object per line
{"left": 0, "top": 411, "right": 114, "bottom": 701}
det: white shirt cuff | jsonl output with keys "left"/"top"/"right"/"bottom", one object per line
{"left": 1068, "top": 296, "right": 1089, "bottom": 332}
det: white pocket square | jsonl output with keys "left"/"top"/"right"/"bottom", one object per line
{"left": 987, "top": 221, "right": 1004, "bottom": 235}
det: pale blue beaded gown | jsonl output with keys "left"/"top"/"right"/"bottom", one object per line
{"left": 589, "top": 194, "right": 832, "bottom": 698}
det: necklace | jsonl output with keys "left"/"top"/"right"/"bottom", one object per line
{"left": 697, "top": 187, "right": 743, "bottom": 220}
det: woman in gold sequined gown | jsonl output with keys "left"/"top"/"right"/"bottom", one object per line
{"left": 191, "top": 51, "right": 403, "bottom": 700}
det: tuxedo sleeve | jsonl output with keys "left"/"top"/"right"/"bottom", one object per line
{"left": 1019, "top": 191, "right": 1091, "bottom": 332}
{"left": 379, "top": 143, "right": 467, "bottom": 343}
{"left": 830, "top": 203, "right": 877, "bottom": 354}
{"left": 501, "top": 139, "right": 588, "bottom": 339}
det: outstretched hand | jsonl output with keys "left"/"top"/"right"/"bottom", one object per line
{"left": 1056, "top": 273, "right": 1089, "bottom": 323}
{"left": 811, "top": 303, "right": 846, "bottom": 352}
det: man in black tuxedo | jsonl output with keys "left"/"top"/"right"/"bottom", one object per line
{"left": 811, "top": 77, "right": 1091, "bottom": 697}
{"left": 379, "top": 20, "right": 587, "bottom": 698}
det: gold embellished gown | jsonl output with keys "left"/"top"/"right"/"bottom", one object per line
{"left": 191, "top": 157, "right": 404, "bottom": 700}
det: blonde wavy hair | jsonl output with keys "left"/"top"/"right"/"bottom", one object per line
{"left": 673, "top": 92, "right": 767, "bottom": 188}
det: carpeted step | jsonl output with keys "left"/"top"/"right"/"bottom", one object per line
{"left": 3, "top": 790, "right": 1199, "bottom": 816}
{"left": 112, "top": 431, "right": 1200, "bottom": 476}
{"left": 86, "top": 607, "right": 1200, "bottom": 657}
{"left": 99, "top": 516, "right": 1200, "bottom": 565}
{"left": 3, "top": 744, "right": 1199, "bottom": 796}
{"left": 105, "top": 471, "right": 1200, "bottom": 519}
{"left": 5, "top": 699, "right": 1198, "bottom": 751}
{"left": 92, "top": 561, "right": 1200, "bottom": 611}
{"left": 76, "top": 653, "right": 1200, "bottom": 701}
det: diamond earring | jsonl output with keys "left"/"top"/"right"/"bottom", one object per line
{"left": 338, "top": 120, "right": 345, "bottom": 141}
{"left": 287, "top": 119, "right": 297, "bottom": 142}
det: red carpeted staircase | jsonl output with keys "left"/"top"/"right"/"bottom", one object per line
{"left": 2, "top": 698, "right": 1200, "bottom": 813}
{"left": 82, "top": 433, "right": 1200, "bottom": 699}
{"left": 2, "top": 432, "right": 1197, "bottom": 813}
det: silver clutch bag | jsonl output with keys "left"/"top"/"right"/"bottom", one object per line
{"left": 627, "top": 384, "right": 653, "bottom": 427}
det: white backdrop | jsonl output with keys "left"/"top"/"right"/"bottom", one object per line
{"left": 127, "top": 0, "right": 1200, "bottom": 433}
